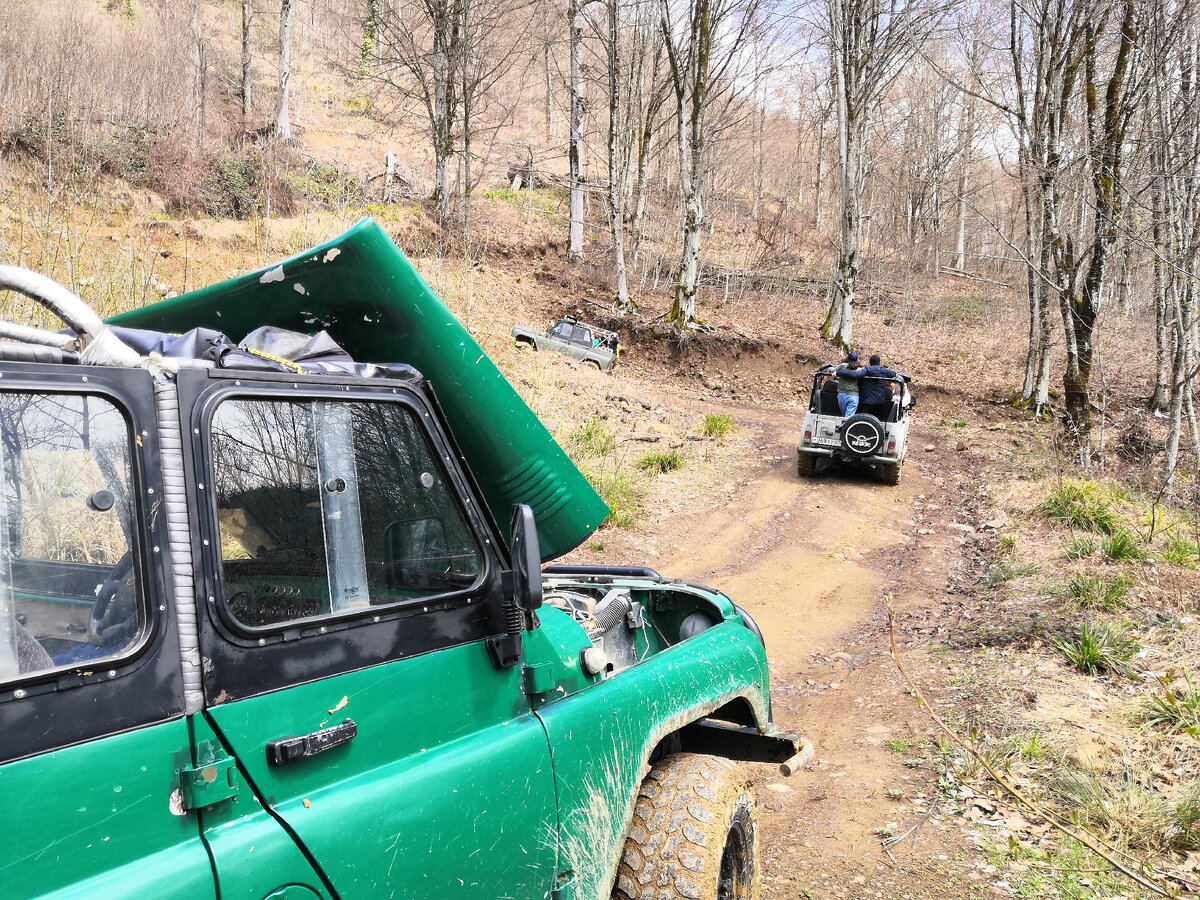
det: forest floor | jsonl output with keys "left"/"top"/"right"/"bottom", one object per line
{"left": 5, "top": 159, "right": 1200, "bottom": 897}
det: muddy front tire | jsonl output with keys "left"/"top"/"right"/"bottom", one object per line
{"left": 797, "top": 452, "right": 816, "bottom": 478}
{"left": 612, "top": 753, "right": 759, "bottom": 900}
{"left": 881, "top": 462, "right": 902, "bottom": 485}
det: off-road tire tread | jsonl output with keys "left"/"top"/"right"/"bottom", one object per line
{"left": 881, "top": 462, "right": 902, "bottom": 485}
{"left": 797, "top": 452, "right": 816, "bottom": 478}
{"left": 612, "top": 753, "right": 759, "bottom": 900}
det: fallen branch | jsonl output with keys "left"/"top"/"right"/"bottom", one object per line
{"left": 938, "top": 266, "right": 1011, "bottom": 287}
{"left": 885, "top": 599, "right": 1190, "bottom": 898}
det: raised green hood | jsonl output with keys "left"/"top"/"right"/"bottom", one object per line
{"left": 109, "top": 218, "right": 608, "bottom": 560}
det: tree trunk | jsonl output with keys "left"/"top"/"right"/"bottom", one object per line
{"left": 606, "top": 0, "right": 631, "bottom": 310}
{"left": 669, "top": 96, "right": 703, "bottom": 325}
{"left": 430, "top": 4, "right": 455, "bottom": 223}
{"left": 567, "top": 0, "right": 585, "bottom": 261}
{"left": 240, "top": 0, "right": 253, "bottom": 135}
{"left": 1151, "top": 183, "right": 1171, "bottom": 414}
{"left": 823, "top": 86, "right": 864, "bottom": 348}
{"left": 953, "top": 94, "right": 974, "bottom": 270}
{"left": 1058, "top": 0, "right": 1137, "bottom": 455}
{"left": 190, "top": 0, "right": 205, "bottom": 149}
{"left": 275, "top": 0, "right": 293, "bottom": 141}
{"left": 814, "top": 117, "right": 825, "bottom": 229}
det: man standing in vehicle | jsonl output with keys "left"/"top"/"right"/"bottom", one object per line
{"left": 833, "top": 351, "right": 860, "bottom": 417}
{"left": 838, "top": 354, "right": 904, "bottom": 418}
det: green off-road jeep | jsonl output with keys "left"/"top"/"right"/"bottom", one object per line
{"left": 0, "top": 220, "right": 808, "bottom": 900}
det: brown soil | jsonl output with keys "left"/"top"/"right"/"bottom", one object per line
{"left": 558, "top": 390, "right": 1000, "bottom": 899}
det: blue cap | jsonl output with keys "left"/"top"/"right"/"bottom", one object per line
{"left": 846, "top": 352, "right": 859, "bottom": 362}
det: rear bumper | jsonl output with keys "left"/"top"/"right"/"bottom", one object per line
{"left": 797, "top": 445, "right": 903, "bottom": 465}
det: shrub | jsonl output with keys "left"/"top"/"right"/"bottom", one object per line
{"left": 701, "top": 413, "right": 736, "bottom": 440}
{"left": 637, "top": 449, "right": 683, "bottom": 474}
{"left": 1061, "top": 573, "right": 1130, "bottom": 612}
{"left": 1136, "top": 673, "right": 1200, "bottom": 736}
{"left": 1037, "top": 480, "right": 1120, "bottom": 534}
{"left": 285, "top": 159, "right": 365, "bottom": 209}
{"left": 202, "top": 154, "right": 295, "bottom": 219}
{"left": 95, "top": 126, "right": 150, "bottom": 183}
{"left": 1100, "top": 530, "right": 1149, "bottom": 562}
{"left": 1056, "top": 622, "right": 1140, "bottom": 679}
{"left": 482, "top": 187, "right": 560, "bottom": 216}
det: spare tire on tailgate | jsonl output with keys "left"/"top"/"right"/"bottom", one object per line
{"left": 840, "top": 413, "right": 884, "bottom": 456}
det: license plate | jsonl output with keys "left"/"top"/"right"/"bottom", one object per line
{"left": 811, "top": 436, "right": 840, "bottom": 448}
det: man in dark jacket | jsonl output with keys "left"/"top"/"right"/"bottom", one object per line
{"left": 838, "top": 355, "right": 904, "bottom": 414}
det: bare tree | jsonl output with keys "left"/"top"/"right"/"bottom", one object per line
{"left": 660, "top": 0, "right": 761, "bottom": 328}
{"left": 567, "top": 0, "right": 594, "bottom": 261}
{"left": 189, "top": 0, "right": 208, "bottom": 148}
{"left": 275, "top": 0, "right": 294, "bottom": 141}
{"left": 1147, "top": 1, "right": 1200, "bottom": 481}
{"left": 1055, "top": 0, "right": 1141, "bottom": 451}
{"left": 821, "top": 0, "right": 952, "bottom": 348}
{"left": 241, "top": 0, "right": 254, "bottom": 135}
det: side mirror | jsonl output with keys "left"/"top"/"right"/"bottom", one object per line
{"left": 509, "top": 504, "right": 543, "bottom": 612}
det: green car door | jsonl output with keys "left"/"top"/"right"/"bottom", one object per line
{"left": 179, "top": 369, "right": 561, "bottom": 899}
{"left": 0, "top": 369, "right": 216, "bottom": 900}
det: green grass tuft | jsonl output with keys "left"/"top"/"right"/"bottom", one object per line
{"left": 1136, "top": 673, "right": 1200, "bottom": 736}
{"left": 985, "top": 560, "right": 1037, "bottom": 586}
{"left": 1099, "top": 530, "right": 1149, "bottom": 562}
{"left": 701, "top": 413, "right": 736, "bottom": 440}
{"left": 566, "top": 417, "right": 615, "bottom": 457}
{"left": 637, "top": 449, "right": 684, "bottom": 474}
{"left": 1061, "top": 573, "right": 1130, "bottom": 612}
{"left": 1164, "top": 534, "right": 1200, "bottom": 568}
{"left": 587, "top": 467, "right": 642, "bottom": 529}
{"left": 1063, "top": 536, "right": 1097, "bottom": 560}
{"left": 1055, "top": 621, "right": 1140, "bottom": 679}
{"left": 1037, "top": 480, "right": 1120, "bottom": 534}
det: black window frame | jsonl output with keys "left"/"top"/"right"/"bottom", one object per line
{"left": 179, "top": 369, "right": 509, "bottom": 704}
{"left": 0, "top": 364, "right": 181, "bottom": 763}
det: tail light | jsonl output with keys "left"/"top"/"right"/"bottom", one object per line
{"left": 887, "top": 439, "right": 896, "bottom": 455}
{"left": 803, "top": 428, "right": 812, "bottom": 445}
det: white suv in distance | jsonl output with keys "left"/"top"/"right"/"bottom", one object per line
{"left": 796, "top": 366, "right": 914, "bottom": 485}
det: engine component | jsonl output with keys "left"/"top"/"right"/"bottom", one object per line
{"left": 579, "top": 646, "right": 613, "bottom": 678}
{"left": 678, "top": 611, "right": 717, "bottom": 642}
{"left": 592, "top": 589, "right": 633, "bottom": 635}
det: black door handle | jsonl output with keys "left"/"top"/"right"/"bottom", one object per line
{"left": 266, "top": 718, "right": 357, "bottom": 766}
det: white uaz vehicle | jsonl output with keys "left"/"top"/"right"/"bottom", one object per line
{"left": 796, "top": 366, "right": 915, "bottom": 485}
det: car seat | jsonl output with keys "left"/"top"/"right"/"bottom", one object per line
{"left": 818, "top": 381, "right": 841, "bottom": 416}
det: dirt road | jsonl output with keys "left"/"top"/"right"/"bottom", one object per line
{"left": 645, "top": 403, "right": 991, "bottom": 898}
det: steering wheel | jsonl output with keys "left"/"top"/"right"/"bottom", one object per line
{"left": 86, "top": 551, "right": 136, "bottom": 647}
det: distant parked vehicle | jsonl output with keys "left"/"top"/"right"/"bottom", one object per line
{"left": 796, "top": 365, "right": 915, "bottom": 485}
{"left": 512, "top": 314, "right": 619, "bottom": 372}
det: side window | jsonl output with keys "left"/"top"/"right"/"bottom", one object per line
{"left": 572, "top": 326, "right": 591, "bottom": 346}
{"left": 0, "top": 393, "right": 142, "bottom": 682}
{"left": 551, "top": 322, "right": 572, "bottom": 339}
{"left": 210, "top": 397, "right": 483, "bottom": 629}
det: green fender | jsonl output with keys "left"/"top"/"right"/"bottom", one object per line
{"left": 525, "top": 597, "right": 772, "bottom": 899}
